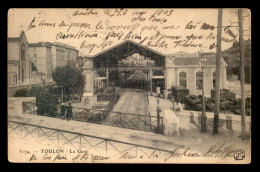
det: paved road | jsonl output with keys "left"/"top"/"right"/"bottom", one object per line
{"left": 112, "top": 88, "right": 148, "bottom": 115}
{"left": 103, "top": 88, "right": 153, "bottom": 131}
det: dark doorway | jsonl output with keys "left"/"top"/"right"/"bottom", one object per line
{"left": 152, "top": 79, "right": 165, "bottom": 93}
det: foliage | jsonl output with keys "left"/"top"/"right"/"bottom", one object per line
{"left": 230, "top": 66, "right": 251, "bottom": 84}
{"left": 36, "top": 87, "right": 59, "bottom": 116}
{"left": 13, "top": 85, "right": 60, "bottom": 116}
{"left": 46, "top": 85, "right": 61, "bottom": 96}
{"left": 52, "top": 65, "right": 86, "bottom": 100}
{"left": 14, "top": 86, "right": 44, "bottom": 97}
{"left": 28, "top": 86, "right": 43, "bottom": 97}
{"left": 232, "top": 67, "right": 240, "bottom": 76}
{"left": 14, "top": 88, "right": 28, "bottom": 97}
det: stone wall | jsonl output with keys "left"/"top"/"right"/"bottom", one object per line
{"left": 8, "top": 97, "right": 36, "bottom": 115}
{"left": 166, "top": 68, "right": 175, "bottom": 89}
{"left": 176, "top": 110, "right": 251, "bottom": 133}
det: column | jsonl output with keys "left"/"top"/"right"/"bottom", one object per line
{"left": 106, "top": 69, "right": 109, "bottom": 88}
{"left": 83, "top": 69, "right": 95, "bottom": 97}
{"left": 149, "top": 69, "right": 153, "bottom": 95}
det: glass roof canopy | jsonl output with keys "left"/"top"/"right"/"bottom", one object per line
{"left": 92, "top": 40, "right": 165, "bottom": 69}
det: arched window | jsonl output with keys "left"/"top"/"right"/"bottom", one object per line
{"left": 21, "top": 44, "right": 25, "bottom": 83}
{"left": 21, "top": 44, "right": 26, "bottom": 60}
{"left": 213, "top": 71, "right": 216, "bottom": 89}
{"left": 179, "top": 72, "right": 187, "bottom": 88}
{"left": 22, "top": 68, "right": 24, "bottom": 83}
{"left": 196, "top": 72, "right": 203, "bottom": 90}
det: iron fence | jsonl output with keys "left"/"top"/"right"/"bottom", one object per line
{"left": 8, "top": 120, "right": 173, "bottom": 160}
{"left": 22, "top": 102, "right": 164, "bottom": 134}
{"left": 23, "top": 101, "right": 37, "bottom": 114}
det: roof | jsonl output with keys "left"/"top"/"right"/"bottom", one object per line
{"left": 29, "top": 42, "right": 78, "bottom": 51}
{"left": 29, "top": 42, "right": 53, "bottom": 47}
{"left": 53, "top": 42, "right": 78, "bottom": 51}
{"left": 91, "top": 40, "right": 166, "bottom": 59}
{"left": 165, "top": 51, "right": 198, "bottom": 57}
{"left": 166, "top": 56, "right": 228, "bottom": 67}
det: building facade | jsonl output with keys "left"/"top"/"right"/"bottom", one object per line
{"left": 28, "top": 42, "right": 79, "bottom": 81}
{"left": 28, "top": 42, "right": 53, "bottom": 81}
{"left": 166, "top": 53, "right": 227, "bottom": 96}
{"left": 8, "top": 30, "right": 32, "bottom": 86}
{"left": 81, "top": 40, "right": 228, "bottom": 98}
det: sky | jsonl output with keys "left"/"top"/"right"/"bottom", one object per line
{"left": 8, "top": 8, "right": 251, "bottom": 56}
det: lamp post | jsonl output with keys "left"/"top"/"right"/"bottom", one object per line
{"left": 199, "top": 55, "right": 207, "bottom": 132}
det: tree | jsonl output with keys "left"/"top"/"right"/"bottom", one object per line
{"left": 36, "top": 87, "right": 59, "bottom": 116}
{"left": 52, "top": 65, "right": 85, "bottom": 102}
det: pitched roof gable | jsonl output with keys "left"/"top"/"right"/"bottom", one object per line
{"left": 91, "top": 40, "right": 165, "bottom": 59}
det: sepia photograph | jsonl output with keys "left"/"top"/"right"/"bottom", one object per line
{"left": 7, "top": 8, "right": 251, "bottom": 163}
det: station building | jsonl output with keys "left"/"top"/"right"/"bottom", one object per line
{"left": 81, "top": 40, "right": 228, "bottom": 98}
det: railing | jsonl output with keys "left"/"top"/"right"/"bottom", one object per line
{"left": 23, "top": 101, "right": 37, "bottom": 114}
{"left": 22, "top": 102, "right": 164, "bottom": 134}
{"left": 103, "top": 112, "right": 163, "bottom": 133}
{"left": 8, "top": 120, "right": 173, "bottom": 160}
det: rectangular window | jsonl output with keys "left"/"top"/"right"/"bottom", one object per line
{"left": 180, "top": 80, "right": 187, "bottom": 88}
{"left": 196, "top": 72, "right": 203, "bottom": 90}
{"left": 179, "top": 72, "right": 187, "bottom": 88}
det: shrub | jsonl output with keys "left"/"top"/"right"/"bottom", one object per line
{"left": 14, "top": 89, "right": 28, "bottom": 97}
{"left": 28, "top": 86, "right": 42, "bottom": 97}
{"left": 36, "top": 87, "right": 59, "bottom": 116}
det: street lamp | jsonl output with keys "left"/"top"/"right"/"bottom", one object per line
{"left": 199, "top": 55, "right": 208, "bottom": 132}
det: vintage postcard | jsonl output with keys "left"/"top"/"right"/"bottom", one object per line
{"left": 8, "top": 8, "right": 251, "bottom": 163}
